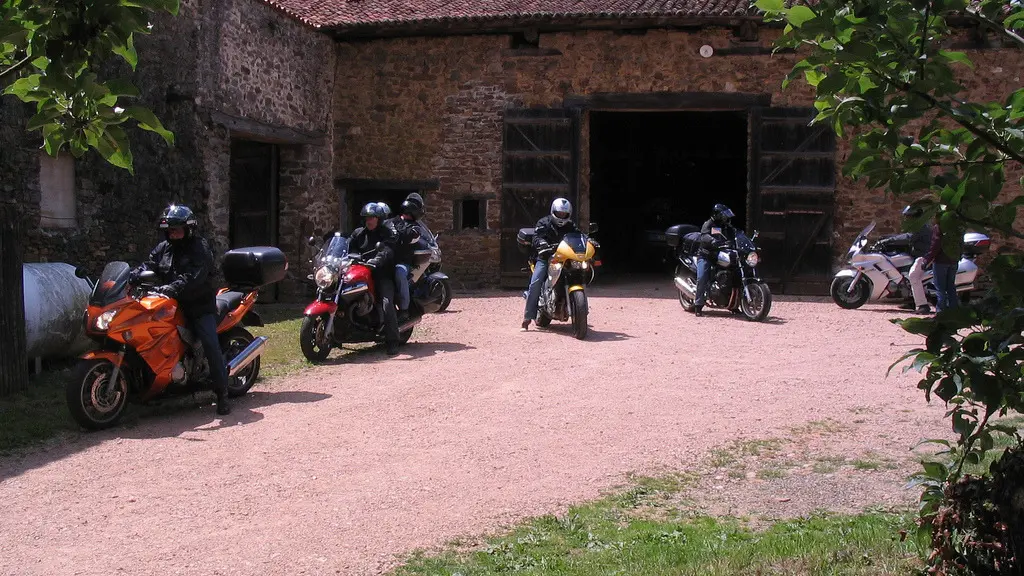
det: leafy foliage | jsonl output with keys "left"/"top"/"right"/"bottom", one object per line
{"left": 756, "top": 0, "right": 1024, "bottom": 571}
{"left": 1, "top": 0, "right": 180, "bottom": 172}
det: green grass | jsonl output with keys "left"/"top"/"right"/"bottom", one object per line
{"left": 0, "top": 366, "right": 79, "bottom": 454}
{"left": 249, "top": 303, "right": 312, "bottom": 379}
{"left": 0, "top": 304, "right": 314, "bottom": 454}
{"left": 393, "top": 477, "right": 923, "bottom": 576}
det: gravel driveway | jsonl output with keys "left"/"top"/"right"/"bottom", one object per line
{"left": 0, "top": 281, "right": 948, "bottom": 576}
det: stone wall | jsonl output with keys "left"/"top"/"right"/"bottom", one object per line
{"left": 332, "top": 27, "right": 1023, "bottom": 288}
{"left": 1, "top": 0, "right": 336, "bottom": 299}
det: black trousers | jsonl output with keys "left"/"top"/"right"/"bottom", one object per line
{"left": 189, "top": 312, "right": 229, "bottom": 397}
{"left": 373, "top": 271, "right": 400, "bottom": 345}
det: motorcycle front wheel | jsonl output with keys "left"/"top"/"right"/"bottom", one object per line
{"left": 570, "top": 290, "right": 588, "bottom": 339}
{"left": 437, "top": 278, "right": 453, "bottom": 312}
{"left": 299, "top": 314, "right": 332, "bottom": 362}
{"left": 66, "top": 358, "right": 130, "bottom": 430}
{"left": 830, "top": 276, "right": 870, "bottom": 309}
{"left": 740, "top": 282, "right": 772, "bottom": 322}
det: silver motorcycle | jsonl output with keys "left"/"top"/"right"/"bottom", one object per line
{"left": 830, "top": 221, "right": 990, "bottom": 309}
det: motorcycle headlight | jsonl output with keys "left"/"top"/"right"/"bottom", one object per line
{"left": 95, "top": 309, "right": 117, "bottom": 331}
{"left": 745, "top": 252, "right": 760, "bottom": 267}
{"left": 315, "top": 266, "right": 338, "bottom": 289}
{"left": 570, "top": 260, "right": 589, "bottom": 269}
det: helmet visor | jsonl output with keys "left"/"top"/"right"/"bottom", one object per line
{"left": 553, "top": 210, "right": 570, "bottom": 220}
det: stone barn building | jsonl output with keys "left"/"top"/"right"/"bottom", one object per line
{"left": 2, "top": 0, "right": 1021, "bottom": 299}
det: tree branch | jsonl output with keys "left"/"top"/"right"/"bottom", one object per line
{"left": 0, "top": 55, "right": 32, "bottom": 81}
{"left": 956, "top": 212, "right": 1024, "bottom": 241}
{"left": 961, "top": 10, "right": 1024, "bottom": 50}
{"left": 955, "top": 406, "right": 994, "bottom": 478}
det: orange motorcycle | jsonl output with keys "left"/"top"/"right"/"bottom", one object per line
{"left": 68, "top": 247, "right": 287, "bottom": 430}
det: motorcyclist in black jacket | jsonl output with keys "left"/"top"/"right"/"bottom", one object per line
{"left": 876, "top": 204, "right": 934, "bottom": 313}
{"left": 522, "top": 197, "right": 580, "bottom": 331}
{"left": 693, "top": 203, "right": 737, "bottom": 317}
{"left": 386, "top": 195, "right": 427, "bottom": 323}
{"left": 129, "top": 204, "right": 231, "bottom": 415}
{"left": 350, "top": 202, "right": 401, "bottom": 355}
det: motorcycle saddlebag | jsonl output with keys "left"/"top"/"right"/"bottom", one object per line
{"left": 666, "top": 224, "right": 700, "bottom": 248}
{"left": 517, "top": 228, "right": 535, "bottom": 255}
{"left": 222, "top": 246, "right": 289, "bottom": 290}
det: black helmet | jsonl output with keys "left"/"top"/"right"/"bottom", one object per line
{"left": 360, "top": 202, "right": 387, "bottom": 219}
{"left": 158, "top": 204, "right": 197, "bottom": 243}
{"left": 400, "top": 198, "right": 424, "bottom": 219}
{"left": 902, "top": 204, "right": 923, "bottom": 219}
{"left": 711, "top": 203, "right": 734, "bottom": 225}
{"left": 405, "top": 192, "right": 424, "bottom": 207}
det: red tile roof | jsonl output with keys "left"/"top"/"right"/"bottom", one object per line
{"left": 262, "top": 0, "right": 759, "bottom": 30}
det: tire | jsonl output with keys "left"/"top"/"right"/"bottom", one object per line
{"left": 740, "top": 282, "right": 772, "bottom": 322}
{"left": 570, "top": 290, "right": 588, "bottom": 339}
{"left": 399, "top": 327, "right": 414, "bottom": 344}
{"left": 438, "top": 279, "right": 453, "bottom": 312}
{"left": 831, "top": 275, "right": 871, "bottom": 309}
{"left": 221, "top": 327, "right": 260, "bottom": 398}
{"left": 66, "top": 358, "right": 130, "bottom": 430}
{"left": 674, "top": 264, "right": 696, "bottom": 312}
{"left": 300, "top": 314, "right": 332, "bottom": 363}
{"left": 536, "top": 310, "right": 552, "bottom": 327}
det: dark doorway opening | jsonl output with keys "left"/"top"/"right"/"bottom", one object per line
{"left": 229, "top": 140, "right": 279, "bottom": 300}
{"left": 589, "top": 111, "right": 748, "bottom": 275}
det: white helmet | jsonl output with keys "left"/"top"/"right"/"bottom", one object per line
{"left": 550, "top": 198, "right": 572, "bottom": 226}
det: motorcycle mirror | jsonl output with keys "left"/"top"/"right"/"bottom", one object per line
{"left": 74, "top": 266, "right": 88, "bottom": 279}
{"left": 752, "top": 230, "right": 759, "bottom": 240}
{"left": 307, "top": 236, "right": 318, "bottom": 247}
{"left": 589, "top": 222, "right": 599, "bottom": 234}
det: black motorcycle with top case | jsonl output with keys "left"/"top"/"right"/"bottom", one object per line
{"left": 666, "top": 224, "right": 772, "bottom": 322}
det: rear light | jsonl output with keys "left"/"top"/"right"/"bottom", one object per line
{"left": 975, "top": 239, "right": 991, "bottom": 249}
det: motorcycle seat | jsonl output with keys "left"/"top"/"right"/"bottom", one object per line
{"left": 216, "top": 291, "right": 245, "bottom": 322}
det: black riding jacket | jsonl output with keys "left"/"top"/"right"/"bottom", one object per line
{"left": 697, "top": 219, "right": 736, "bottom": 258}
{"left": 139, "top": 236, "right": 218, "bottom": 317}
{"left": 532, "top": 215, "right": 580, "bottom": 256}
{"left": 385, "top": 216, "right": 426, "bottom": 264}
{"left": 349, "top": 223, "right": 397, "bottom": 271}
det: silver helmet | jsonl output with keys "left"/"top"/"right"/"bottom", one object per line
{"left": 550, "top": 197, "right": 572, "bottom": 226}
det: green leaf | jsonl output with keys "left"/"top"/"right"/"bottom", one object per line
{"left": 104, "top": 78, "right": 140, "bottom": 98}
{"left": 938, "top": 50, "right": 975, "bottom": 69}
{"left": 3, "top": 74, "right": 40, "bottom": 98}
{"left": 112, "top": 33, "right": 138, "bottom": 70}
{"left": 100, "top": 125, "right": 135, "bottom": 173}
{"left": 786, "top": 5, "right": 817, "bottom": 27}
{"left": 755, "top": 0, "right": 785, "bottom": 12}
{"left": 921, "top": 460, "right": 949, "bottom": 480}
{"left": 124, "top": 106, "right": 175, "bottom": 146}
{"left": 857, "top": 76, "right": 878, "bottom": 93}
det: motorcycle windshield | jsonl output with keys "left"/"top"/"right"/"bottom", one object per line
{"left": 89, "top": 261, "right": 131, "bottom": 307}
{"left": 317, "top": 236, "right": 351, "bottom": 267}
{"left": 848, "top": 221, "right": 876, "bottom": 259}
{"left": 734, "top": 230, "right": 756, "bottom": 253}
{"left": 561, "top": 232, "right": 589, "bottom": 256}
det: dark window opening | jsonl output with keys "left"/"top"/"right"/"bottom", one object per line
{"left": 457, "top": 198, "right": 483, "bottom": 230}
{"left": 589, "top": 111, "right": 749, "bottom": 276}
{"left": 510, "top": 31, "right": 539, "bottom": 49}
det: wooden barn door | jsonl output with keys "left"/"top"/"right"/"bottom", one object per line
{"left": 499, "top": 108, "right": 580, "bottom": 287}
{"left": 751, "top": 107, "right": 836, "bottom": 295}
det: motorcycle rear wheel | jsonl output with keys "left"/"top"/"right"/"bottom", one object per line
{"left": 674, "top": 264, "right": 696, "bottom": 311}
{"left": 399, "top": 327, "right": 414, "bottom": 344}
{"left": 66, "top": 358, "right": 130, "bottom": 430}
{"left": 300, "top": 314, "right": 332, "bottom": 363}
{"left": 221, "top": 327, "right": 260, "bottom": 398}
{"left": 570, "top": 290, "right": 588, "bottom": 339}
{"left": 831, "top": 276, "right": 870, "bottom": 309}
{"left": 740, "top": 282, "right": 772, "bottom": 322}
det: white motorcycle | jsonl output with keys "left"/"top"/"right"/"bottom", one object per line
{"left": 831, "top": 221, "right": 990, "bottom": 309}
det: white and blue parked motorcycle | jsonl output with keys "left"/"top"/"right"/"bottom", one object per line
{"left": 830, "top": 221, "right": 990, "bottom": 309}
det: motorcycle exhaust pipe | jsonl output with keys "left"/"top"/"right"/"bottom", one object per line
{"left": 228, "top": 336, "right": 268, "bottom": 377}
{"left": 398, "top": 317, "right": 422, "bottom": 333}
{"left": 674, "top": 276, "right": 696, "bottom": 299}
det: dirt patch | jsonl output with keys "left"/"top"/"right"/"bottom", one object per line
{"left": 0, "top": 282, "right": 948, "bottom": 575}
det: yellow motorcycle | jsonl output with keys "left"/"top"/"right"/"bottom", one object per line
{"left": 518, "top": 228, "right": 600, "bottom": 339}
